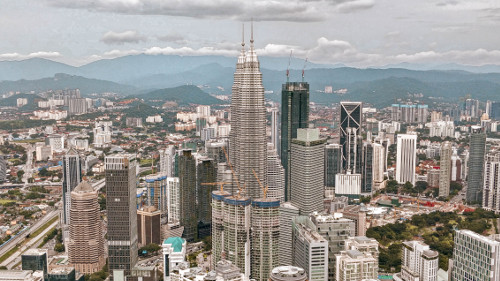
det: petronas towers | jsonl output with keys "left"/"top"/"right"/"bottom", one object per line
{"left": 229, "top": 26, "right": 268, "bottom": 199}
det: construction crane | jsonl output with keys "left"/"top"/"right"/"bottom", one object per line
{"left": 201, "top": 182, "right": 231, "bottom": 193}
{"left": 286, "top": 50, "right": 293, "bottom": 82}
{"left": 302, "top": 57, "right": 308, "bottom": 82}
{"left": 252, "top": 168, "right": 268, "bottom": 199}
{"left": 221, "top": 146, "right": 245, "bottom": 198}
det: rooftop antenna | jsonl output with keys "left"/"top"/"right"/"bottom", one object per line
{"left": 302, "top": 57, "right": 308, "bottom": 82}
{"left": 286, "top": 50, "right": 293, "bottom": 82}
{"left": 250, "top": 18, "right": 254, "bottom": 46}
{"left": 241, "top": 23, "right": 245, "bottom": 49}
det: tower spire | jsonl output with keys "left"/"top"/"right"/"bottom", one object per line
{"left": 241, "top": 23, "right": 245, "bottom": 49}
{"left": 250, "top": 18, "right": 254, "bottom": 46}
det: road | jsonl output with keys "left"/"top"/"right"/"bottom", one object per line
{"left": 2, "top": 219, "right": 59, "bottom": 269}
{"left": 0, "top": 209, "right": 60, "bottom": 258}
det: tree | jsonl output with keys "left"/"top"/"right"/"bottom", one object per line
{"left": 415, "top": 181, "right": 428, "bottom": 193}
{"left": 54, "top": 243, "right": 65, "bottom": 252}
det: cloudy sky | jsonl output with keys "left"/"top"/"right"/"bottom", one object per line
{"left": 1, "top": 0, "right": 499, "bottom": 67}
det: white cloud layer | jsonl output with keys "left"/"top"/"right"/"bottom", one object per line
{"left": 45, "top": 0, "right": 374, "bottom": 22}
{"left": 101, "top": 30, "right": 147, "bottom": 45}
{"left": 0, "top": 51, "right": 61, "bottom": 60}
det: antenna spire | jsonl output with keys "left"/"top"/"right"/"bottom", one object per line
{"left": 250, "top": 18, "right": 254, "bottom": 45}
{"left": 286, "top": 50, "right": 293, "bottom": 82}
{"left": 241, "top": 23, "right": 245, "bottom": 48}
{"left": 302, "top": 58, "right": 308, "bottom": 82}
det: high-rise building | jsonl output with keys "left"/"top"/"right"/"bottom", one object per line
{"left": 162, "top": 237, "right": 187, "bottom": 280}
{"left": 463, "top": 98, "right": 480, "bottom": 118}
{"left": 396, "top": 134, "right": 417, "bottom": 185}
{"left": 68, "top": 181, "right": 105, "bottom": 274}
{"left": 62, "top": 148, "right": 82, "bottom": 229}
{"left": 452, "top": 229, "right": 500, "bottom": 281}
{"left": 290, "top": 128, "right": 326, "bottom": 215}
{"left": 178, "top": 149, "right": 197, "bottom": 242}
{"left": 224, "top": 196, "right": 251, "bottom": 278}
{"left": 267, "top": 143, "right": 285, "bottom": 202}
{"left": 310, "top": 212, "right": 355, "bottom": 281}
{"left": 393, "top": 241, "right": 438, "bottom": 281}
{"left": 166, "top": 177, "right": 180, "bottom": 224}
{"left": 105, "top": 154, "right": 138, "bottom": 280}
{"left": 211, "top": 190, "right": 232, "bottom": 269}
{"left": 451, "top": 149, "right": 462, "bottom": 182}
{"left": 341, "top": 206, "right": 368, "bottom": 237}
{"left": 372, "top": 142, "right": 385, "bottom": 190}
{"left": 280, "top": 82, "right": 309, "bottom": 201}
{"left": 68, "top": 98, "right": 88, "bottom": 115}
{"left": 279, "top": 202, "right": 299, "bottom": 266}
{"left": 271, "top": 108, "right": 280, "bottom": 154}
{"left": 361, "top": 141, "right": 373, "bottom": 194}
{"left": 197, "top": 158, "right": 216, "bottom": 239}
{"left": 93, "top": 121, "right": 112, "bottom": 148}
{"left": 439, "top": 142, "right": 452, "bottom": 197}
{"left": 229, "top": 29, "right": 268, "bottom": 200}
{"left": 250, "top": 198, "right": 280, "bottom": 281}
{"left": 491, "top": 102, "right": 500, "bottom": 120}
{"left": 486, "top": 100, "right": 493, "bottom": 117}
{"left": 335, "top": 250, "right": 378, "bottom": 281}
{"left": 0, "top": 154, "right": 6, "bottom": 182}
{"left": 159, "top": 145, "right": 176, "bottom": 177}
{"left": 391, "top": 103, "right": 429, "bottom": 123}
{"left": 482, "top": 152, "right": 500, "bottom": 212}
{"left": 335, "top": 172, "right": 362, "bottom": 198}
{"left": 324, "top": 144, "right": 342, "bottom": 192}
{"left": 22, "top": 249, "right": 48, "bottom": 280}
{"left": 145, "top": 172, "right": 168, "bottom": 215}
{"left": 340, "top": 102, "right": 362, "bottom": 173}
{"left": 291, "top": 216, "right": 329, "bottom": 281}
{"left": 467, "top": 126, "right": 486, "bottom": 204}
{"left": 137, "top": 206, "right": 161, "bottom": 247}
{"left": 205, "top": 139, "right": 227, "bottom": 166}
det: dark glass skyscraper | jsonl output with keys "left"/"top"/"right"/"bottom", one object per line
{"left": 62, "top": 148, "right": 81, "bottom": 225}
{"left": 340, "top": 102, "right": 363, "bottom": 173}
{"left": 280, "top": 82, "right": 309, "bottom": 201}
{"left": 105, "top": 154, "right": 138, "bottom": 280}
{"left": 362, "top": 142, "right": 373, "bottom": 194}
{"left": 325, "top": 144, "right": 342, "bottom": 190}
{"left": 179, "top": 149, "right": 197, "bottom": 242}
{"left": 466, "top": 126, "right": 486, "bottom": 204}
{"left": 197, "top": 158, "right": 216, "bottom": 239}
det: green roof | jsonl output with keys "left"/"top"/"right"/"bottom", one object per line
{"left": 164, "top": 237, "right": 185, "bottom": 252}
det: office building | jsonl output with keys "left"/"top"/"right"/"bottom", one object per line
{"left": 281, "top": 82, "right": 309, "bottom": 201}
{"left": 335, "top": 250, "right": 378, "bottom": 281}
{"left": 310, "top": 212, "right": 355, "bottom": 281}
{"left": 341, "top": 205, "right": 368, "bottom": 237}
{"left": 270, "top": 266, "right": 307, "bottom": 281}
{"left": 197, "top": 158, "right": 216, "bottom": 239}
{"left": 452, "top": 229, "right": 500, "bottom": 281}
{"left": 137, "top": 206, "right": 161, "bottom": 247}
{"left": 179, "top": 150, "right": 197, "bottom": 242}
{"left": 46, "top": 134, "right": 64, "bottom": 153}
{"left": 439, "top": 142, "right": 452, "bottom": 198}
{"left": 290, "top": 128, "right": 325, "bottom": 215}
{"left": 229, "top": 30, "right": 268, "bottom": 200}
{"left": 361, "top": 141, "right": 373, "bottom": 194}
{"left": 93, "top": 121, "right": 112, "bottom": 148}
{"left": 62, "top": 148, "right": 82, "bottom": 242}
{"left": 335, "top": 172, "right": 362, "bottom": 198}
{"left": 394, "top": 241, "right": 438, "bottom": 281}
{"left": 491, "top": 102, "right": 500, "bottom": 120}
{"left": 344, "top": 236, "right": 379, "bottom": 260}
{"left": 211, "top": 190, "right": 231, "bottom": 269}
{"left": 340, "top": 102, "right": 363, "bottom": 173}
{"left": 324, "top": 144, "right": 342, "bottom": 192}
{"left": 21, "top": 249, "right": 48, "bottom": 280}
{"left": 223, "top": 196, "right": 251, "bottom": 278}
{"left": 145, "top": 172, "right": 168, "bottom": 215}
{"left": 163, "top": 237, "right": 187, "bottom": 280}
{"left": 0, "top": 154, "right": 6, "bottom": 182}
{"left": 279, "top": 202, "right": 299, "bottom": 266}
{"left": 159, "top": 145, "right": 176, "bottom": 177}
{"left": 467, "top": 126, "right": 486, "bottom": 204}
{"left": 68, "top": 181, "right": 105, "bottom": 274}
{"left": 451, "top": 150, "right": 462, "bottom": 182}
{"left": 271, "top": 107, "right": 280, "bottom": 153}
{"left": 396, "top": 134, "right": 417, "bottom": 185}
{"left": 267, "top": 143, "right": 285, "bottom": 202}
{"left": 482, "top": 153, "right": 500, "bottom": 212}
{"left": 291, "top": 216, "right": 329, "bottom": 281}
{"left": 105, "top": 154, "right": 138, "bottom": 280}
{"left": 372, "top": 142, "right": 385, "bottom": 190}
{"left": 250, "top": 198, "right": 280, "bottom": 281}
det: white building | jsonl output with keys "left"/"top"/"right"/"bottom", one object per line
{"left": 159, "top": 146, "right": 176, "bottom": 177}
{"left": 427, "top": 121, "right": 455, "bottom": 138}
{"left": 335, "top": 172, "right": 362, "bottom": 197}
{"left": 163, "top": 237, "right": 186, "bottom": 280}
{"left": 279, "top": 202, "right": 299, "bottom": 266}
{"left": 394, "top": 241, "right": 439, "bottom": 281}
{"left": 482, "top": 153, "right": 500, "bottom": 213}
{"left": 167, "top": 177, "right": 180, "bottom": 224}
{"left": 196, "top": 105, "right": 211, "bottom": 117}
{"left": 452, "top": 230, "right": 500, "bottom": 281}
{"left": 93, "top": 121, "right": 112, "bottom": 148}
{"left": 372, "top": 143, "right": 386, "bottom": 190}
{"left": 335, "top": 250, "right": 378, "bottom": 281}
{"left": 17, "top": 98, "right": 28, "bottom": 107}
{"left": 396, "top": 134, "right": 417, "bottom": 185}
{"left": 35, "top": 144, "right": 52, "bottom": 161}
{"left": 267, "top": 143, "right": 285, "bottom": 203}
{"left": 45, "top": 135, "right": 64, "bottom": 153}
{"left": 146, "top": 115, "right": 163, "bottom": 123}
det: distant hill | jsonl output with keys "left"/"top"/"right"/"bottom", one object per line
{"left": 0, "top": 73, "right": 137, "bottom": 96}
{"left": 0, "top": 93, "right": 46, "bottom": 112}
{"left": 133, "top": 85, "right": 224, "bottom": 106}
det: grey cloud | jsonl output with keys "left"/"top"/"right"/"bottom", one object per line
{"left": 101, "top": 31, "right": 147, "bottom": 45}
{"left": 157, "top": 34, "right": 187, "bottom": 45}
{"left": 45, "top": 0, "right": 374, "bottom": 22}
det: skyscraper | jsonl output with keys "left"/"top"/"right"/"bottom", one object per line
{"left": 279, "top": 202, "right": 299, "bottom": 266}
{"left": 280, "top": 82, "right": 309, "bottom": 201}
{"left": 324, "top": 144, "right": 342, "bottom": 192}
{"left": 439, "top": 142, "right": 452, "bottom": 198}
{"left": 290, "top": 128, "right": 326, "bottom": 215}
{"left": 340, "top": 102, "right": 362, "bottom": 173}
{"left": 271, "top": 108, "right": 280, "bottom": 153}
{"left": 159, "top": 145, "right": 176, "bottom": 177}
{"left": 467, "top": 126, "right": 486, "bottom": 204}
{"left": 372, "top": 142, "right": 386, "bottom": 190}
{"left": 62, "top": 148, "right": 82, "bottom": 226}
{"left": 197, "top": 158, "right": 216, "bottom": 239}
{"left": 267, "top": 143, "right": 285, "bottom": 202}
{"left": 224, "top": 196, "right": 251, "bottom": 278}
{"left": 178, "top": 149, "right": 197, "bottom": 242}
{"left": 361, "top": 141, "right": 373, "bottom": 194}
{"left": 105, "top": 154, "right": 138, "bottom": 280}
{"left": 68, "top": 181, "right": 105, "bottom": 274}
{"left": 229, "top": 26, "right": 268, "bottom": 200}
{"left": 396, "top": 134, "right": 417, "bottom": 185}
{"left": 211, "top": 190, "right": 231, "bottom": 269}
{"left": 394, "top": 241, "right": 438, "bottom": 281}
{"left": 251, "top": 198, "right": 280, "bottom": 281}
{"left": 482, "top": 152, "right": 500, "bottom": 212}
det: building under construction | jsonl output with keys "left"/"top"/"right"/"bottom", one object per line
{"left": 145, "top": 172, "right": 168, "bottom": 215}
{"left": 251, "top": 198, "right": 280, "bottom": 281}
{"left": 211, "top": 190, "right": 231, "bottom": 269}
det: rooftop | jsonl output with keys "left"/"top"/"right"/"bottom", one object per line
{"left": 164, "top": 237, "right": 185, "bottom": 252}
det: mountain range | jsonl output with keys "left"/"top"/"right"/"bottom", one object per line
{"left": 1, "top": 55, "right": 500, "bottom": 107}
